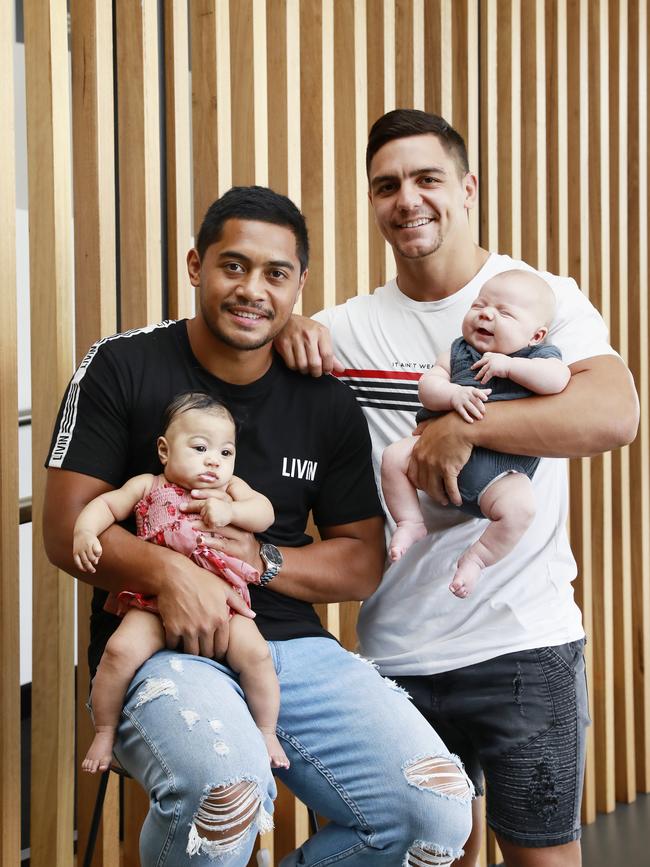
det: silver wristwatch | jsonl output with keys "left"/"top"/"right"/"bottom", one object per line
{"left": 259, "top": 542, "right": 283, "bottom": 587}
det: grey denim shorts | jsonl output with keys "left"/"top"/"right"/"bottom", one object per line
{"left": 395, "top": 639, "right": 590, "bottom": 848}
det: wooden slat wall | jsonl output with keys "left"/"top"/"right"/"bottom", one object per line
{"left": 609, "top": 0, "right": 637, "bottom": 806}
{"left": 0, "top": 1, "right": 20, "bottom": 864}
{"left": 70, "top": 0, "right": 121, "bottom": 862}
{"left": 23, "top": 2, "right": 76, "bottom": 865}
{"left": 5, "top": 1, "right": 648, "bottom": 864}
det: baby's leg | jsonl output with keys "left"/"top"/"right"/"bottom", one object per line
{"left": 450, "top": 472, "right": 536, "bottom": 598}
{"left": 84, "top": 608, "right": 165, "bottom": 773}
{"left": 381, "top": 436, "right": 427, "bottom": 561}
{"left": 226, "top": 614, "right": 289, "bottom": 769}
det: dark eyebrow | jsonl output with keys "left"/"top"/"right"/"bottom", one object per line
{"left": 370, "top": 166, "right": 447, "bottom": 191}
{"left": 217, "top": 250, "right": 295, "bottom": 271}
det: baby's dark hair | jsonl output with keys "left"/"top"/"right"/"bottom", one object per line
{"left": 161, "top": 392, "right": 236, "bottom": 436}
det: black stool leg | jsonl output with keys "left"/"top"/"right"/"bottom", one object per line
{"left": 81, "top": 769, "right": 111, "bottom": 867}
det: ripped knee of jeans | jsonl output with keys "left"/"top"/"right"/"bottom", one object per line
{"left": 404, "top": 754, "right": 474, "bottom": 800}
{"left": 186, "top": 779, "right": 274, "bottom": 859}
{"left": 404, "top": 841, "right": 461, "bottom": 866}
{"left": 402, "top": 755, "right": 474, "bottom": 866}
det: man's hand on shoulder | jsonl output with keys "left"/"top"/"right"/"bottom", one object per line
{"left": 409, "top": 414, "right": 473, "bottom": 507}
{"left": 274, "top": 314, "right": 345, "bottom": 377}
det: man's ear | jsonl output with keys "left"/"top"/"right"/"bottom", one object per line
{"left": 187, "top": 248, "right": 201, "bottom": 287}
{"left": 296, "top": 268, "right": 308, "bottom": 302}
{"left": 463, "top": 172, "right": 479, "bottom": 211}
{"left": 529, "top": 326, "right": 548, "bottom": 346}
{"left": 157, "top": 436, "right": 169, "bottom": 466}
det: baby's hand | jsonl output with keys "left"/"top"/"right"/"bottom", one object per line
{"left": 472, "top": 352, "right": 511, "bottom": 383}
{"left": 73, "top": 530, "right": 103, "bottom": 573}
{"left": 450, "top": 385, "right": 491, "bottom": 423}
{"left": 199, "top": 496, "right": 234, "bottom": 530}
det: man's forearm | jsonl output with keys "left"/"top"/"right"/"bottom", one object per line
{"left": 262, "top": 518, "right": 386, "bottom": 604}
{"left": 47, "top": 512, "right": 190, "bottom": 596}
{"left": 466, "top": 355, "right": 638, "bottom": 458}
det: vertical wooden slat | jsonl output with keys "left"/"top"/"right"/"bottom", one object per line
{"left": 521, "top": 0, "right": 546, "bottom": 269}
{"left": 230, "top": 0, "right": 256, "bottom": 185}
{"left": 640, "top": 0, "right": 650, "bottom": 795}
{"left": 609, "top": 0, "right": 637, "bottom": 805}
{"left": 479, "top": 0, "right": 498, "bottom": 253}
{"left": 70, "top": 0, "right": 120, "bottom": 861}
{"left": 354, "top": 0, "right": 370, "bottom": 297}
{"left": 115, "top": 5, "right": 164, "bottom": 855}
{"left": 412, "top": 0, "right": 424, "bottom": 110}
{"left": 496, "top": 0, "right": 516, "bottom": 257}
{"left": 545, "top": 0, "right": 568, "bottom": 277}
{"left": 272, "top": 779, "right": 309, "bottom": 864}
{"left": 628, "top": 0, "right": 650, "bottom": 794}
{"left": 300, "top": 0, "right": 326, "bottom": 314}
{"left": 285, "top": 0, "right": 301, "bottom": 208}
{"left": 424, "top": 0, "right": 442, "bottom": 113}
{"left": 265, "top": 0, "right": 302, "bottom": 312}
{"left": 190, "top": 0, "right": 221, "bottom": 229}
{"left": 0, "top": 1, "right": 20, "bottom": 863}
{"left": 115, "top": 0, "right": 162, "bottom": 329}
{"left": 565, "top": 0, "right": 596, "bottom": 825}
{"left": 382, "top": 0, "right": 398, "bottom": 282}
{"left": 322, "top": 0, "right": 336, "bottom": 309}
{"left": 395, "top": 0, "right": 414, "bottom": 107}
{"left": 424, "top": 0, "right": 453, "bottom": 119}
{"left": 23, "top": 0, "right": 76, "bottom": 863}
{"left": 451, "top": 1, "right": 479, "bottom": 166}
{"left": 367, "top": 0, "right": 387, "bottom": 293}
{"left": 267, "top": 0, "right": 290, "bottom": 196}
{"left": 164, "top": 0, "right": 194, "bottom": 319}
{"left": 334, "top": 0, "right": 362, "bottom": 302}
{"left": 587, "top": 0, "right": 615, "bottom": 815}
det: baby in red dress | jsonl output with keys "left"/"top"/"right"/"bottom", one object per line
{"left": 73, "top": 392, "right": 289, "bottom": 772}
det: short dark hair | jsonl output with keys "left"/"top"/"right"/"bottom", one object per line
{"left": 161, "top": 392, "right": 236, "bottom": 437}
{"left": 196, "top": 186, "right": 309, "bottom": 274}
{"left": 366, "top": 109, "right": 470, "bottom": 178}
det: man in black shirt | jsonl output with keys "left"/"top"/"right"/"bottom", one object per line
{"left": 45, "top": 187, "right": 472, "bottom": 866}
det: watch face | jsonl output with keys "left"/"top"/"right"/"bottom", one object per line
{"left": 261, "top": 543, "right": 283, "bottom": 567}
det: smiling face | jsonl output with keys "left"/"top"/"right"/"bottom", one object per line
{"left": 367, "top": 134, "right": 477, "bottom": 262}
{"left": 157, "top": 408, "right": 237, "bottom": 491}
{"left": 462, "top": 270, "right": 555, "bottom": 355}
{"left": 187, "top": 218, "right": 307, "bottom": 353}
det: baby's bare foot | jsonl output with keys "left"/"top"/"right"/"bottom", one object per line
{"left": 260, "top": 729, "right": 290, "bottom": 769}
{"left": 82, "top": 729, "right": 116, "bottom": 774}
{"left": 389, "top": 522, "right": 427, "bottom": 561}
{"left": 449, "top": 551, "right": 484, "bottom": 598}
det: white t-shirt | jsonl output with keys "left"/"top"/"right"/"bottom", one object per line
{"left": 314, "top": 253, "right": 617, "bottom": 675}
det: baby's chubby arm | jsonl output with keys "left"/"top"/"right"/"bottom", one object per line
{"left": 72, "top": 473, "right": 155, "bottom": 573}
{"left": 190, "top": 477, "right": 274, "bottom": 534}
{"left": 419, "top": 350, "right": 491, "bottom": 424}
{"left": 472, "top": 352, "right": 571, "bottom": 394}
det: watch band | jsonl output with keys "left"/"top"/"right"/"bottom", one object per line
{"left": 259, "top": 542, "right": 283, "bottom": 587}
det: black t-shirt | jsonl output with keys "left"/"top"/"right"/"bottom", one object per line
{"left": 47, "top": 320, "right": 383, "bottom": 674}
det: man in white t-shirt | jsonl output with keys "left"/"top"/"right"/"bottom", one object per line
{"left": 275, "top": 110, "right": 639, "bottom": 867}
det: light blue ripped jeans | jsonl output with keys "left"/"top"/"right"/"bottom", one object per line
{"left": 113, "top": 638, "right": 473, "bottom": 866}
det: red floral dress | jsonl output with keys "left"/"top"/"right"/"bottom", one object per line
{"left": 104, "top": 475, "right": 260, "bottom": 617}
